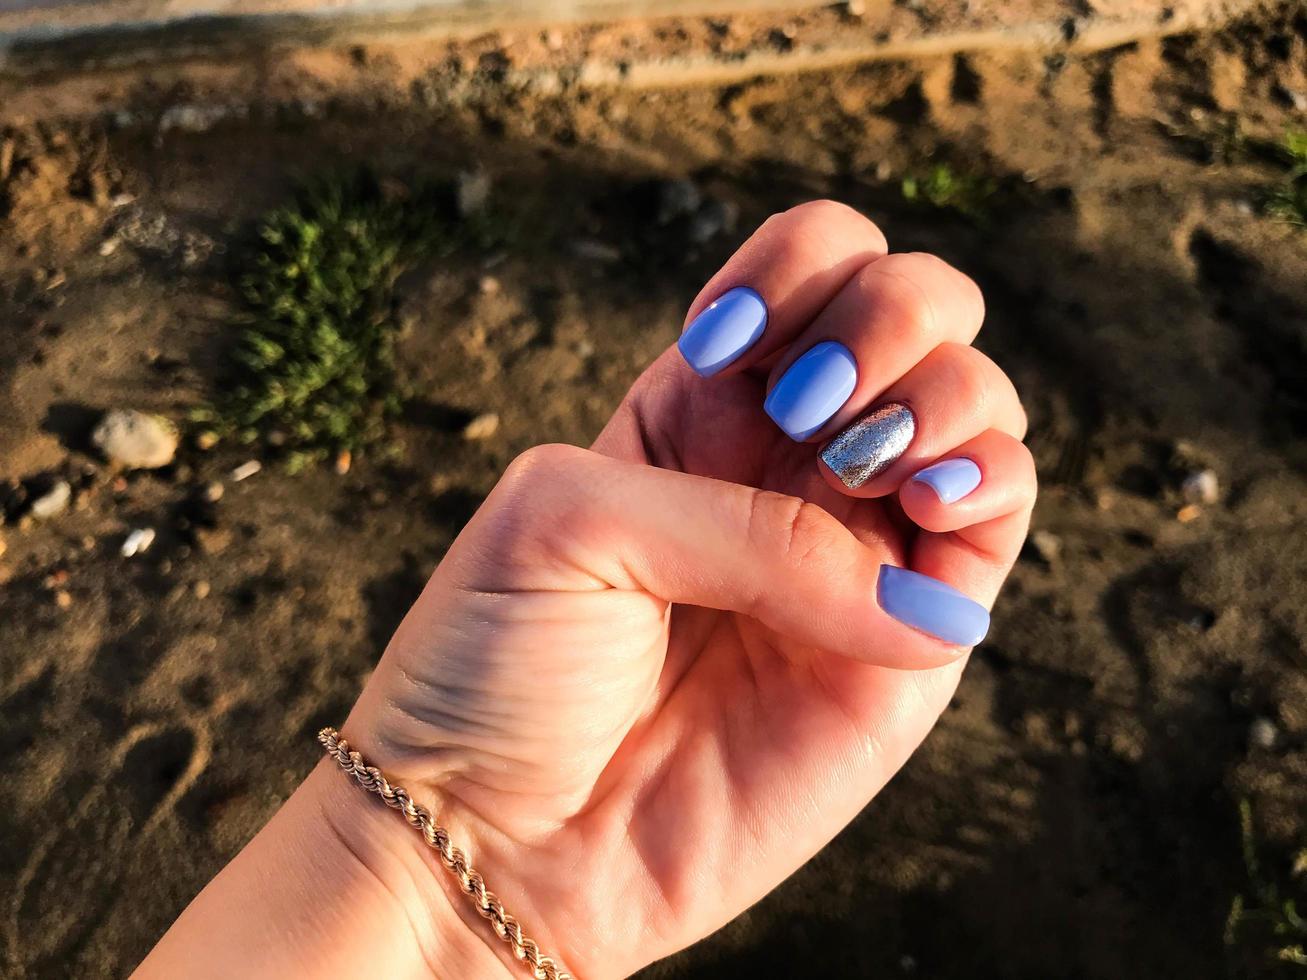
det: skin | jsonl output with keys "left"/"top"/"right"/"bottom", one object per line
{"left": 136, "top": 201, "right": 1037, "bottom": 980}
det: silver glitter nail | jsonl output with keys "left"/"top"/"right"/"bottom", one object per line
{"left": 820, "top": 403, "right": 917, "bottom": 489}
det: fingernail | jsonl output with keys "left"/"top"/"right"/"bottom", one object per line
{"left": 877, "top": 565, "right": 990, "bottom": 647}
{"left": 763, "top": 341, "right": 857, "bottom": 441}
{"left": 912, "top": 457, "right": 982, "bottom": 504}
{"left": 678, "top": 286, "right": 768, "bottom": 377}
{"left": 820, "top": 402, "right": 916, "bottom": 489}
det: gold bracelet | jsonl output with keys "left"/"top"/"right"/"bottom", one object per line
{"left": 317, "top": 728, "right": 575, "bottom": 980}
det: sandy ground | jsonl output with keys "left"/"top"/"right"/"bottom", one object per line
{"left": 2, "top": 4, "right": 1307, "bottom": 978}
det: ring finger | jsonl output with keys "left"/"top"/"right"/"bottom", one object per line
{"left": 816, "top": 342, "right": 1026, "bottom": 497}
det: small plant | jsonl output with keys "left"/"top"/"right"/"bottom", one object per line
{"left": 900, "top": 163, "right": 997, "bottom": 223}
{"left": 1225, "top": 799, "right": 1307, "bottom": 972}
{"left": 196, "top": 170, "right": 466, "bottom": 471}
{"left": 1265, "top": 131, "right": 1307, "bottom": 227}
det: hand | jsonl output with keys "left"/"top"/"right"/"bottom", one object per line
{"left": 347, "top": 201, "right": 1034, "bottom": 976}
{"left": 137, "top": 201, "right": 1034, "bottom": 980}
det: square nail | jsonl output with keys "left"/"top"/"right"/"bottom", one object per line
{"left": 912, "top": 458, "right": 982, "bottom": 503}
{"left": 763, "top": 341, "right": 858, "bottom": 441}
{"left": 820, "top": 403, "right": 916, "bottom": 489}
{"left": 677, "top": 286, "right": 768, "bottom": 377}
{"left": 877, "top": 565, "right": 989, "bottom": 647}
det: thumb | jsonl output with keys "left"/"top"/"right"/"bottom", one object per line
{"left": 450, "top": 444, "right": 972, "bottom": 670}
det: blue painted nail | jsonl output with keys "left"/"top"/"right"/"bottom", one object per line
{"left": 763, "top": 341, "right": 857, "bottom": 441}
{"left": 678, "top": 286, "right": 768, "bottom": 377}
{"left": 877, "top": 565, "right": 990, "bottom": 647}
{"left": 912, "top": 458, "right": 982, "bottom": 504}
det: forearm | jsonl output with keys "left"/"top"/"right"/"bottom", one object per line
{"left": 134, "top": 758, "right": 514, "bottom": 979}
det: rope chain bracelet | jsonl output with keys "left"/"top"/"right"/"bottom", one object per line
{"left": 317, "top": 727, "right": 575, "bottom": 980}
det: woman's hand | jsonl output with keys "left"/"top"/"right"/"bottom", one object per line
{"left": 138, "top": 201, "right": 1034, "bottom": 979}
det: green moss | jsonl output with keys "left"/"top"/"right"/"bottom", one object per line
{"left": 900, "top": 163, "right": 997, "bottom": 223}
{"left": 196, "top": 169, "right": 507, "bottom": 468}
{"left": 1266, "top": 131, "right": 1307, "bottom": 227}
{"left": 1225, "top": 800, "right": 1307, "bottom": 972}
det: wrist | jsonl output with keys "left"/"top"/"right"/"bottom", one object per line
{"left": 135, "top": 756, "right": 515, "bottom": 979}
{"left": 303, "top": 756, "right": 518, "bottom": 979}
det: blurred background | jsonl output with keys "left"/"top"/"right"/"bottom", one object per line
{"left": 2, "top": 0, "right": 1306, "bottom": 976}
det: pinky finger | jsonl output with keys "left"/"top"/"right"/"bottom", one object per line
{"left": 902, "top": 429, "right": 1037, "bottom": 610}
{"left": 899, "top": 429, "right": 1037, "bottom": 545}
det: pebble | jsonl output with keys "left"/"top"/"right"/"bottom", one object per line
{"left": 478, "top": 275, "right": 501, "bottom": 295}
{"left": 335, "top": 450, "right": 352, "bottom": 475}
{"left": 571, "top": 239, "right": 622, "bottom": 263}
{"left": 457, "top": 170, "right": 492, "bottom": 216}
{"left": 202, "top": 481, "right": 225, "bottom": 503}
{"left": 54, "top": 589, "right": 73, "bottom": 610}
{"left": 230, "top": 460, "right": 262, "bottom": 482}
{"left": 843, "top": 0, "right": 867, "bottom": 17}
{"left": 192, "top": 580, "right": 211, "bottom": 600}
{"left": 92, "top": 409, "right": 179, "bottom": 469}
{"left": 121, "top": 527, "right": 156, "bottom": 558}
{"left": 193, "top": 526, "right": 232, "bottom": 554}
{"left": 195, "top": 430, "right": 220, "bottom": 451}
{"left": 1181, "top": 468, "right": 1219, "bottom": 505}
{"left": 463, "top": 412, "right": 501, "bottom": 441}
{"left": 1030, "top": 529, "right": 1062, "bottom": 563}
{"left": 1249, "top": 717, "right": 1278, "bottom": 750}
{"left": 688, "top": 199, "right": 740, "bottom": 243}
{"left": 30, "top": 480, "right": 71, "bottom": 520}
{"left": 0, "top": 535, "right": 6, "bottom": 559}
{"left": 657, "top": 179, "right": 702, "bottom": 225}
{"left": 1177, "top": 504, "right": 1202, "bottom": 523}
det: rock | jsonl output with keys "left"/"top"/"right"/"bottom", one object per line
{"left": 463, "top": 413, "right": 500, "bottom": 441}
{"left": 54, "top": 589, "right": 73, "bottom": 610}
{"left": 195, "top": 430, "right": 220, "bottom": 451}
{"left": 1030, "top": 529, "right": 1062, "bottom": 563}
{"left": 192, "top": 580, "right": 211, "bottom": 600}
{"left": 93, "top": 409, "right": 179, "bottom": 469}
{"left": 121, "top": 527, "right": 156, "bottom": 558}
{"left": 478, "top": 275, "right": 501, "bottom": 295}
{"left": 689, "top": 199, "right": 740, "bottom": 243}
{"left": 571, "top": 239, "right": 622, "bottom": 264}
{"left": 335, "top": 450, "right": 352, "bottom": 475}
{"left": 30, "top": 480, "right": 71, "bottom": 520}
{"left": 1181, "top": 468, "right": 1219, "bottom": 505}
{"left": 1249, "top": 717, "right": 1278, "bottom": 750}
{"left": 843, "top": 0, "right": 867, "bottom": 17}
{"left": 657, "top": 179, "right": 702, "bottom": 225}
{"left": 193, "top": 526, "right": 232, "bottom": 554}
{"left": 158, "top": 102, "right": 241, "bottom": 134}
{"left": 230, "top": 460, "right": 262, "bottom": 482}
{"left": 457, "top": 170, "right": 492, "bottom": 216}
{"left": 1176, "top": 504, "right": 1202, "bottom": 523}
{"left": 0, "top": 535, "right": 6, "bottom": 559}
{"left": 202, "top": 481, "right": 224, "bottom": 503}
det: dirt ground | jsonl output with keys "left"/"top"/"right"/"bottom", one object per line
{"left": 2, "top": 4, "right": 1307, "bottom": 978}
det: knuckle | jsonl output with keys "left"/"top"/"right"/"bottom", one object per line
{"left": 934, "top": 343, "right": 993, "bottom": 416}
{"left": 746, "top": 490, "right": 847, "bottom": 577}
{"left": 781, "top": 199, "right": 888, "bottom": 253}
{"left": 860, "top": 257, "right": 938, "bottom": 337}
{"left": 498, "top": 443, "right": 585, "bottom": 498}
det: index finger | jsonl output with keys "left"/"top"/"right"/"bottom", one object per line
{"left": 677, "top": 200, "right": 887, "bottom": 378}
